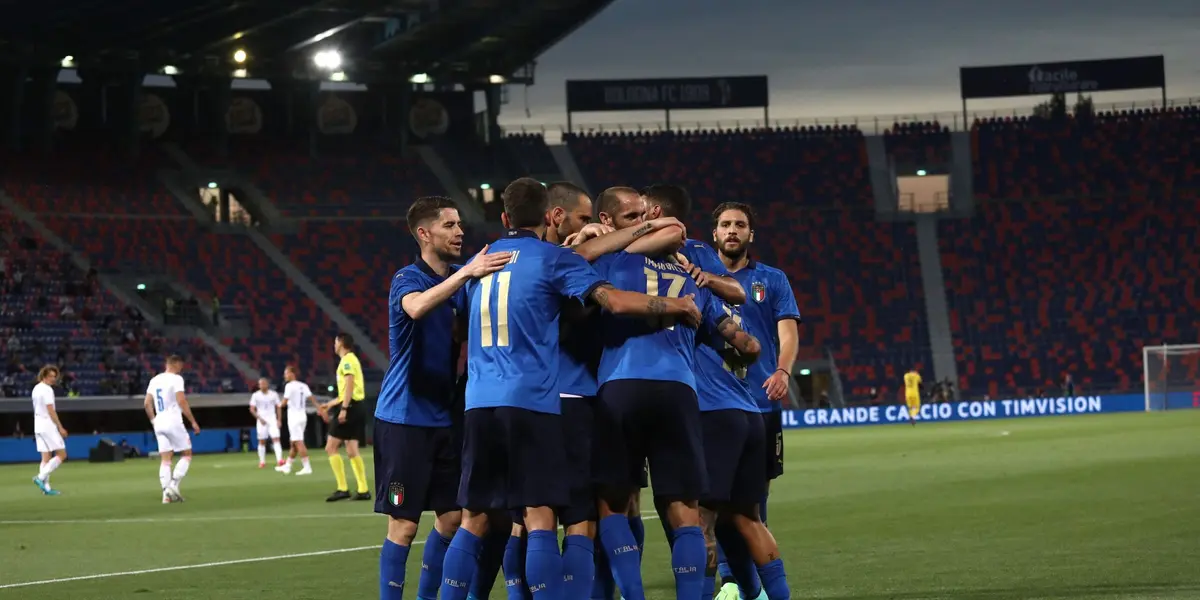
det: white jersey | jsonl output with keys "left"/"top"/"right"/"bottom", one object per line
{"left": 283, "top": 381, "right": 313, "bottom": 415}
{"left": 32, "top": 382, "right": 57, "bottom": 434}
{"left": 250, "top": 390, "right": 281, "bottom": 422}
{"left": 147, "top": 372, "right": 187, "bottom": 427}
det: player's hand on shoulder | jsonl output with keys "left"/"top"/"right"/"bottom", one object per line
{"left": 462, "top": 244, "right": 513, "bottom": 279}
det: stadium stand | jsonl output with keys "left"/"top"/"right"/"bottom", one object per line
{"left": 0, "top": 207, "right": 237, "bottom": 396}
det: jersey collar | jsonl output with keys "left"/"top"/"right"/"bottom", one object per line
{"left": 506, "top": 228, "right": 540, "bottom": 239}
{"left": 415, "top": 258, "right": 440, "bottom": 279}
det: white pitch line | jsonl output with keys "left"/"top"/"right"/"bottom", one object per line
{"left": 0, "top": 513, "right": 661, "bottom": 589}
{"left": 0, "top": 545, "right": 382, "bottom": 589}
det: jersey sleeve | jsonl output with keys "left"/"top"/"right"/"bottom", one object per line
{"left": 769, "top": 270, "right": 801, "bottom": 322}
{"left": 682, "top": 242, "right": 730, "bottom": 277}
{"left": 590, "top": 253, "right": 617, "bottom": 278}
{"left": 340, "top": 359, "right": 355, "bottom": 376}
{"left": 698, "top": 288, "right": 734, "bottom": 343}
{"left": 176, "top": 374, "right": 186, "bottom": 394}
{"left": 389, "top": 270, "right": 428, "bottom": 317}
{"left": 37, "top": 387, "right": 54, "bottom": 406}
{"left": 551, "top": 247, "right": 608, "bottom": 304}
{"left": 249, "top": 394, "right": 256, "bottom": 407}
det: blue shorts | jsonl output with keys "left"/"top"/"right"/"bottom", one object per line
{"left": 373, "top": 420, "right": 461, "bottom": 521}
{"left": 594, "top": 379, "right": 708, "bottom": 501}
{"left": 560, "top": 396, "right": 598, "bottom": 526}
{"left": 700, "top": 410, "right": 766, "bottom": 506}
{"left": 458, "top": 407, "right": 568, "bottom": 512}
{"left": 763, "top": 410, "right": 784, "bottom": 480}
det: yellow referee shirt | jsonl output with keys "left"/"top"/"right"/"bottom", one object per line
{"left": 337, "top": 352, "right": 365, "bottom": 402}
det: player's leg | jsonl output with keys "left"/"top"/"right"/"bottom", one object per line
{"left": 270, "top": 431, "right": 284, "bottom": 466}
{"left": 504, "top": 521, "right": 530, "bottom": 600}
{"left": 907, "top": 397, "right": 921, "bottom": 426}
{"left": 34, "top": 434, "right": 66, "bottom": 494}
{"left": 469, "top": 513, "right": 511, "bottom": 600}
{"left": 647, "top": 382, "right": 709, "bottom": 600}
{"left": 560, "top": 396, "right": 598, "bottom": 600}
{"left": 442, "top": 408, "right": 501, "bottom": 600}
{"left": 761, "top": 410, "right": 783, "bottom": 525}
{"left": 700, "top": 410, "right": 750, "bottom": 600}
{"left": 256, "top": 421, "right": 268, "bottom": 467}
{"left": 417, "top": 427, "right": 464, "bottom": 600}
{"left": 374, "top": 421, "right": 433, "bottom": 600}
{"left": 594, "top": 381, "right": 648, "bottom": 600}
{"left": 725, "top": 412, "right": 786, "bottom": 600}
{"left": 510, "top": 407, "right": 569, "bottom": 600}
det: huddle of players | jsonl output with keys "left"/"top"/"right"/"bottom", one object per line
{"left": 373, "top": 177, "right": 799, "bottom": 600}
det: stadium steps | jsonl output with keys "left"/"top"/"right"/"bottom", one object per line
{"left": 414, "top": 145, "right": 484, "bottom": 225}
{"left": 949, "top": 131, "right": 975, "bottom": 213}
{"left": 549, "top": 143, "right": 591, "bottom": 194}
{"left": 864, "top": 135, "right": 897, "bottom": 210}
{"left": 0, "top": 192, "right": 260, "bottom": 383}
{"left": 244, "top": 229, "right": 389, "bottom": 370}
{"left": 914, "top": 214, "right": 958, "bottom": 388}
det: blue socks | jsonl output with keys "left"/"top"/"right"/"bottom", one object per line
{"left": 598, "top": 514, "right": 645, "bottom": 600}
{"left": 591, "top": 537, "right": 615, "bottom": 600}
{"left": 670, "top": 526, "right": 706, "bottom": 600}
{"left": 628, "top": 515, "right": 646, "bottom": 560}
{"left": 503, "top": 535, "right": 530, "bottom": 600}
{"left": 419, "top": 529, "right": 454, "bottom": 600}
{"left": 757, "top": 559, "right": 789, "bottom": 600}
{"left": 716, "top": 543, "right": 734, "bottom": 581}
{"left": 703, "top": 574, "right": 716, "bottom": 600}
{"left": 715, "top": 522, "right": 762, "bottom": 599}
{"left": 441, "top": 529, "right": 483, "bottom": 600}
{"left": 381, "top": 538, "right": 411, "bottom": 600}
{"left": 562, "top": 535, "right": 595, "bottom": 600}
{"left": 525, "top": 530, "right": 563, "bottom": 600}
{"left": 471, "top": 528, "right": 510, "bottom": 600}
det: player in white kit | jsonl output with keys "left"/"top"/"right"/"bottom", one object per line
{"left": 144, "top": 356, "right": 201, "bottom": 504}
{"left": 276, "top": 366, "right": 315, "bottom": 475}
{"left": 250, "top": 378, "right": 284, "bottom": 468}
{"left": 32, "top": 365, "right": 67, "bottom": 496}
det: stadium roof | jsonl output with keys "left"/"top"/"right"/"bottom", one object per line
{"left": 0, "top": 0, "right": 616, "bottom": 85}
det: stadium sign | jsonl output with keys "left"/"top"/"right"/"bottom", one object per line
{"left": 780, "top": 391, "right": 1194, "bottom": 429}
{"left": 566, "top": 76, "right": 769, "bottom": 112}
{"left": 959, "top": 55, "right": 1166, "bottom": 100}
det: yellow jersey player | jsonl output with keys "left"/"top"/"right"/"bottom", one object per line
{"left": 903, "top": 368, "right": 922, "bottom": 425}
{"left": 321, "top": 333, "right": 371, "bottom": 502}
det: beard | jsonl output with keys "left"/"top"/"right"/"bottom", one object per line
{"left": 719, "top": 240, "right": 748, "bottom": 260}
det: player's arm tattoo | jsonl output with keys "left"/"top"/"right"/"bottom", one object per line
{"left": 700, "top": 507, "right": 719, "bottom": 573}
{"left": 718, "top": 316, "right": 761, "bottom": 362}
{"left": 589, "top": 284, "right": 669, "bottom": 316}
{"left": 575, "top": 221, "right": 658, "bottom": 262}
{"left": 630, "top": 221, "right": 654, "bottom": 238}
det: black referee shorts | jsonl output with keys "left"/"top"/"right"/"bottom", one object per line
{"left": 329, "top": 401, "right": 367, "bottom": 444}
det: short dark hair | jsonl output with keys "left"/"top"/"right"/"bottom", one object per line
{"left": 406, "top": 196, "right": 458, "bottom": 236}
{"left": 712, "top": 201, "right": 756, "bottom": 230}
{"left": 38, "top": 365, "right": 59, "bottom": 381}
{"left": 336, "top": 333, "right": 355, "bottom": 350}
{"left": 546, "top": 182, "right": 588, "bottom": 210}
{"left": 597, "top": 186, "right": 639, "bottom": 219}
{"left": 285, "top": 365, "right": 297, "bottom": 375}
{"left": 641, "top": 184, "right": 691, "bottom": 219}
{"left": 166, "top": 355, "right": 183, "bottom": 366}
{"left": 502, "top": 178, "right": 549, "bottom": 228}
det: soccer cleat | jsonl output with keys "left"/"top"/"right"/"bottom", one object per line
{"left": 277, "top": 459, "right": 286, "bottom": 467}
{"left": 258, "top": 462, "right": 266, "bottom": 469}
{"left": 44, "top": 488, "right": 62, "bottom": 496}
{"left": 326, "top": 490, "right": 352, "bottom": 502}
{"left": 353, "top": 492, "right": 371, "bottom": 501}
{"left": 162, "top": 492, "right": 173, "bottom": 504}
{"left": 295, "top": 466, "right": 313, "bottom": 476}
{"left": 166, "top": 486, "right": 184, "bottom": 503}
{"left": 32, "top": 476, "right": 50, "bottom": 494}
{"left": 275, "top": 464, "right": 292, "bottom": 474}
{"left": 715, "top": 582, "right": 740, "bottom": 600}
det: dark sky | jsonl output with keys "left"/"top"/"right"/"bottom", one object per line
{"left": 498, "top": 0, "right": 1200, "bottom": 129}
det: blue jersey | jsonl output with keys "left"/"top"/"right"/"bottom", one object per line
{"left": 730, "top": 260, "right": 801, "bottom": 412}
{"left": 462, "top": 229, "right": 607, "bottom": 415}
{"left": 693, "top": 302, "right": 757, "bottom": 412}
{"left": 593, "top": 252, "right": 730, "bottom": 390}
{"left": 680, "top": 239, "right": 731, "bottom": 277}
{"left": 376, "top": 260, "right": 463, "bottom": 427}
{"left": 559, "top": 309, "right": 601, "bottom": 397}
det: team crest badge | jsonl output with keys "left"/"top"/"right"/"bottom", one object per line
{"left": 388, "top": 483, "right": 405, "bottom": 506}
{"left": 752, "top": 282, "right": 767, "bottom": 303}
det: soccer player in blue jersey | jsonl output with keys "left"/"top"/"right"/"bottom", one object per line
{"left": 591, "top": 247, "right": 761, "bottom": 600}
{"left": 710, "top": 202, "right": 800, "bottom": 600}
{"left": 440, "top": 177, "right": 702, "bottom": 600}
{"left": 375, "top": 196, "right": 514, "bottom": 600}
{"left": 641, "top": 184, "right": 747, "bottom": 306}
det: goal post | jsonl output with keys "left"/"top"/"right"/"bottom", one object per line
{"left": 1143, "top": 344, "right": 1200, "bottom": 411}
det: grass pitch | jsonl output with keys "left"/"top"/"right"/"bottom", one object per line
{"left": 1, "top": 411, "right": 1198, "bottom": 599}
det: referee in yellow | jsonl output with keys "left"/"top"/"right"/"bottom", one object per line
{"left": 321, "top": 333, "right": 371, "bottom": 501}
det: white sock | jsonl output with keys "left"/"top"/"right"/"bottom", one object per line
{"left": 285, "top": 456, "right": 294, "bottom": 466}
{"left": 257, "top": 444, "right": 266, "bottom": 463}
{"left": 172, "top": 457, "right": 191, "bottom": 491}
{"left": 38, "top": 456, "right": 62, "bottom": 480}
{"left": 272, "top": 441, "right": 283, "bottom": 462}
{"left": 301, "top": 457, "right": 311, "bottom": 469}
{"left": 159, "top": 461, "right": 172, "bottom": 490}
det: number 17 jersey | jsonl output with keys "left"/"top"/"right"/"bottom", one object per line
{"left": 593, "top": 251, "right": 731, "bottom": 391}
{"left": 461, "top": 229, "right": 607, "bottom": 415}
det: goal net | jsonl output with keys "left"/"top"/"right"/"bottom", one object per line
{"left": 1143, "top": 344, "right": 1200, "bottom": 411}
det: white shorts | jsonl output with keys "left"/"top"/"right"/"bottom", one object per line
{"left": 256, "top": 420, "right": 281, "bottom": 441}
{"left": 155, "top": 421, "right": 192, "bottom": 453}
{"left": 35, "top": 429, "right": 65, "bottom": 453}
{"left": 287, "top": 413, "right": 307, "bottom": 442}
